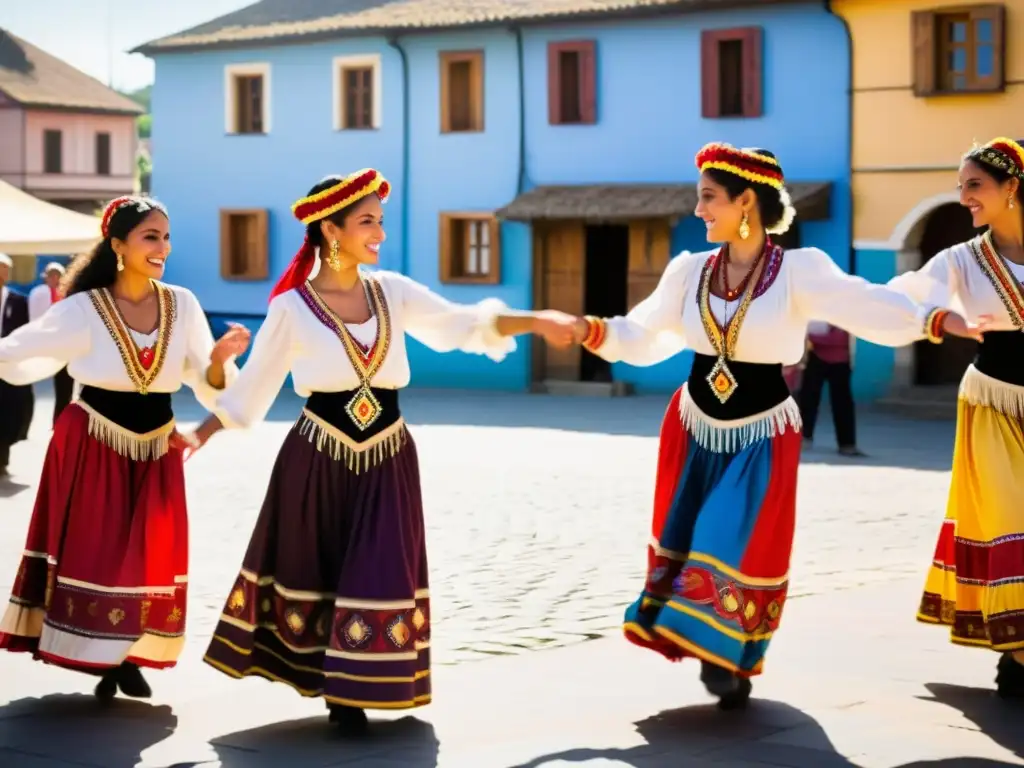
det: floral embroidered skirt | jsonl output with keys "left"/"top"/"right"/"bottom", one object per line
{"left": 917, "top": 371, "right": 1024, "bottom": 651}
{"left": 0, "top": 403, "right": 188, "bottom": 672}
{"left": 203, "top": 418, "right": 431, "bottom": 710}
{"left": 623, "top": 386, "right": 801, "bottom": 677}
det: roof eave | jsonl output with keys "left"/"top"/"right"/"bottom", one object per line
{"left": 18, "top": 101, "right": 145, "bottom": 117}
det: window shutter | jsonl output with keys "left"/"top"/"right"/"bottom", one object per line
{"left": 579, "top": 41, "right": 597, "bottom": 124}
{"left": 741, "top": 27, "right": 763, "bottom": 117}
{"left": 911, "top": 11, "right": 937, "bottom": 96}
{"left": 488, "top": 217, "right": 502, "bottom": 283}
{"left": 439, "top": 213, "right": 453, "bottom": 282}
{"left": 700, "top": 31, "right": 721, "bottom": 118}
{"left": 969, "top": 4, "right": 1006, "bottom": 91}
{"left": 548, "top": 43, "right": 562, "bottom": 124}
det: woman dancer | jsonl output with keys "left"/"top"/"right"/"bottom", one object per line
{"left": 572, "top": 143, "right": 979, "bottom": 709}
{"left": 0, "top": 196, "right": 249, "bottom": 700}
{"left": 187, "top": 169, "right": 577, "bottom": 732}
{"left": 887, "top": 137, "right": 1024, "bottom": 699}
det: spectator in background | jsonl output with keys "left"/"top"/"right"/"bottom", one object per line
{"left": 28, "top": 262, "right": 74, "bottom": 423}
{"left": 798, "top": 321, "right": 865, "bottom": 457}
{"left": 0, "top": 253, "right": 34, "bottom": 477}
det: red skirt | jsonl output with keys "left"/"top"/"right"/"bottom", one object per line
{"left": 0, "top": 403, "right": 188, "bottom": 672}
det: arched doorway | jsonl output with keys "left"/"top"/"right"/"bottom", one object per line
{"left": 913, "top": 203, "right": 983, "bottom": 385}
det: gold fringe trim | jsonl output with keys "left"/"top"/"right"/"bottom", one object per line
{"left": 296, "top": 409, "right": 406, "bottom": 474}
{"left": 679, "top": 385, "right": 801, "bottom": 454}
{"left": 959, "top": 364, "right": 1024, "bottom": 419}
{"left": 76, "top": 401, "right": 174, "bottom": 461}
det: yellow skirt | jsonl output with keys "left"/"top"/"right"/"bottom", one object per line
{"left": 917, "top": 367, "right": 1024, "bottom": 651}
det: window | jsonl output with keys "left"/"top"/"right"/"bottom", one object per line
{"left": 224, "top": 63, "right": 271, "bottom": 134}
{"left": 96, "top": 132, "right": 111, "bottom": 175}
{"left": 912, "top": 5, "right": 1005, "bottom": 96}
{"left": 439, "top": 213, "right": 500, "bottom": 284}
{"left": 440, "top": 51, "right": 484, "bottom": 133}
{"left": 43, "top": 129, "right": 62, "bottom": 173}
{"left": 700, "top": 27, "right": 763, "bottom": 118}
{"left": 548, "top": 41, "right": 597, "bottom": 125}
{"left": 219, "top": 209, "right": 269, "bottom": 280}
{"left": 333, "top": 54, "right": 382, "bottom": 130}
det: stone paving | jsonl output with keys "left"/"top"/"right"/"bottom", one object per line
{"left": 2, "top": 385, "right": 1021, "bottom": 766}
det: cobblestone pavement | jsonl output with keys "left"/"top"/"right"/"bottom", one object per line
{"left": 1, "top": 385, "right": 956, "bottom": 667}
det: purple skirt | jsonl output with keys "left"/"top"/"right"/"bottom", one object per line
{"left": 203, "top": 416, "right": 430, "bottom": 710}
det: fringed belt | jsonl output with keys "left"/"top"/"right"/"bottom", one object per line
{"left": 682, "top": 354, "right": 800, "bottom": 453}
{"left": 296, "top": 388, "right": 406, "bottom": 473}
{"left": 76, "top": 385, "right": 175, "bottom": 461}
{"left": 959, "top": 365, "right": 1024, "bottom": 419}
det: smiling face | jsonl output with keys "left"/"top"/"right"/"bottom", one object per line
{"left": 959, "top": 158, "right": 1019, "bottom": 229}
{"left": 112, "top": 210, "right": 170, "bottom": 280}
{"left": 321, "top": 194, "right": 385, "bottom": 267}
{"left": 694, "top": 171, "right": 754, "bottom": 243}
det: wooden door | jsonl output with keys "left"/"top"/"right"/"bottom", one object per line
{"left": 533, "top": 221, "right": 584, "bottom": 382}
{"left": 627, "top": 219, "right": 671, "bottom": 310}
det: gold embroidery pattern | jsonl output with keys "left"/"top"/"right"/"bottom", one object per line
{"left": 971, "top": 232, "right": 1024, "bottom": 329}
{"left": 88, "top": 282, "right": 177, "bottom": 395}
{"left": 108, "top": 607, "right": 125, "bottom": 626}
{"left": 168, "top": 606, "right": 183, "bottom": 626}
{"left": 697, "top": 254, "right": 758, "bottom": 403}
{"left": 140, "top": 600, "right": 151, "bottom": 629}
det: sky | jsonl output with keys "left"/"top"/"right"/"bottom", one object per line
{"left": 3, "top": 0, "right": 255, "bottom": 92}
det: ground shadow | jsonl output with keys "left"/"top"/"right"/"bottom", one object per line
{"left": 207, "top": 714, "right": 438, "bottom": 767}
{"left": 0, "top": 478, "right": 31, "bottom": 498}
{"left": 509, "top": 700, "right": 859, "bottom": 767}
{"left": 0, "top": 693, "right": 176, "bottom": 767}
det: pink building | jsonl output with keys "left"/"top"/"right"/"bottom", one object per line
{"left": 0, "top": 29, "right": 143, "bottom": 214}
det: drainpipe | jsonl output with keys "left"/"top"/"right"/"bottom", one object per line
{"left": 826, "top": 0, "right": 856, "bottom": 276}
{"left": 512, "top": 25, "right": 528, "bottom": 195}
{"left": 386, "top": 36, "right": 411, "bottom": 276}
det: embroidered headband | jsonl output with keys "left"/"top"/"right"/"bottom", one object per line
{"left": 270, "top": 168, "right": 390, "bottom": 302}
{"left": 695, "top": 143, "right": 785, "bottom": 190}
{"left": 100, "top": 196, "right": 155, "bottom": 238}
{"left": 968, "top": 137, "right": 1024, "bottom": 180}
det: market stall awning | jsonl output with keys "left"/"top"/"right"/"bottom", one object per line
{"left": 495, "top": 182, "right": 832, "bottom": 223}
{"left": 0, "top": 179, "right": 102, "bottom": 255}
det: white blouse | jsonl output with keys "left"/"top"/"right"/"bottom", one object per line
{"left": 0, "top": 283, "right": 237, "bottom": 412}
{"left": 887, "top": 234, "right": 1024, "bottom": 331}
{"left": 593, "top": 246, "right": 932, "bottom": 368}
{"left": 216, "top": 270, "right": 515, "bottom": 429}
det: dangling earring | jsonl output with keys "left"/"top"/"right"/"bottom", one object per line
{"left": 1010, "top": 195, "right": 1016, "bottom": 209}
{"left": 326, "top": 240, "right": 342, "bottom": 272}
{"left": 738, "top": 213, "right": 751, "bottom": 240}
{"left": 116, "top": 252, "right": 124, "bottom": 271}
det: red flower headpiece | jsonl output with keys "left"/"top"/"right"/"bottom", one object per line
{"left": 695, "top": 143, "right": 785, "bottom": 190}
{"left": 100, "top": 196, "right": 149, "bottom": 238}
{"left": 269, "top": 169, "right": 391, "bottom": 302}
{"left": 972, "top": 137, "right": 1024, "bottom": 180}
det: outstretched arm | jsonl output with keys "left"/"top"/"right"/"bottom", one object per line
{"left": 0, "top": 299, "right": 89, "bottom": 385}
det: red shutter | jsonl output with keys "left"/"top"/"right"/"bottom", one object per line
{"left": 700, "top": 30, "right": 721, "bottom": 118}
{"left": 579, "top": 41, "right": 597, "bottom": 124}
{"left": 548, "top": 43, "right": 562, "bottom": 124}
{"left": 741, "top": 27, "right": 763, "bottom": 117}
{"left": 911, "top": 11, "right": 937, "bottom": 96}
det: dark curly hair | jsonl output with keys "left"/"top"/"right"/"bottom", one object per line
{"left": 703, "top": 149, "right": 797, "bottom": 235}
{"left": 963, "top": 138, "right": 1024, "bottom": 228}
{"left": 62, "top": 197, "right": 168, "bottom": 297}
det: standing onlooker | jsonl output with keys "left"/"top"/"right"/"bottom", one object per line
{"left": 798, "top": 321, "right": 865, "bottom": 456}
{"left": 28, "top": 262, "right": 73, "bottom": 423}
{"left": 0, "top": 253, "right": 34, "bottom": 477}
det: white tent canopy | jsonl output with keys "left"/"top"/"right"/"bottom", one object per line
{"left": 0, "top": 179, "right": 102, "bottom": 255}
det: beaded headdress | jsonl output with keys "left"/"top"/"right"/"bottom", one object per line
{"left": 270, "top": 169, "right": 390, "bottom": 301}
{"left": 695, "top": 143, "right": 785, "bottom": 190}
{"left": 969, "top": 137, "right": 1024, "bottom": 180}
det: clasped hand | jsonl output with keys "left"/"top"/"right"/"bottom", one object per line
{"left": 531, "top": 311, "right": 590, "bottom": 349}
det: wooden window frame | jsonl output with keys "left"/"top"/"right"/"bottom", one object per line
{"left": 95, "top": 131, "right": 111, "bottom": 176}
{"left": 912, "top": 4, "right": 1006, "bottom": 96}
{"left": 333, "top": 53, "right": 382, "bottom": 130}
{"left": 224, "top": 63, "right": 271, "bottom": 134}
{"left": 700, "top": 26, "right": 763, "bottom": 119}
{"left": 548, "top": 40, "right": 597, "bottom": 125}
{"left": 219, "top": 208, "right": 269, "bottom": 281}
{"left": 439, "top": 212, "right": 501, "bottom": 285}
{"left": 42, "top": 129, "right": 62, "bottom": 174}
{"left": 439, "top": 51, "right": 484, "bottom": 133}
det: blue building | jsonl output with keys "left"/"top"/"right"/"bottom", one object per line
{"left": 136, "top": 0, "right": 852, "bottom": 396}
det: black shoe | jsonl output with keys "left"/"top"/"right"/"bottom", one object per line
{"left": 116, "top": 662, "right": 152, "bottom": 699}
{"left": 717, "top": 677, "right": 753, "bottom": 710}
{"left": 838, "top": 446, "right": 867, "bottom": 457}
{"left": 328, "top": 703, "right": 368, "bottom": 735}
{"left": 700, "top": 661, "right": 752, "bottom": 710}
{"left": 94, "top": 669, "right": 118, "bottom": 703}
{"left": 996, "top": 653, "right": 1024, "bottom": 699}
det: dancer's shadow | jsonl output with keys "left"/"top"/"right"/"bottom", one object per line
{"left": 0, "top": 478, "right": 31, "bottom": 498}
{"left": 510, "top": 700, "right": 858, "bottom": 767}
{"left": 0, "top": 693, "right": 176, "bottom": 767}
{"left": 209, "top": 714, "right": 438, "bottom": 767}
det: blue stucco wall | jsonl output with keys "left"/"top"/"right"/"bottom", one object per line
{"left": 150, "top": 2, "right": 851, "bottom": 394}
{"left": 851, "top": 248, "right": 899, "bottom": 400}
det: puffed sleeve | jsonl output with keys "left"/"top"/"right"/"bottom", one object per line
{"left": 886, "top": 247, "right": 966, "bottom": 316}
{"left": 794, "top": 248, "right": 933, "bottom": 347}
{"left": 0, "top": 297, "right": 90, "bottom": 385}
{"left": 215, "top": 294, "right": 295, "bottom": 429}
{"left": 386, "top": 272, "right": 516, "bottom": 362}
{"left": 178, "top": 289, "right": 240, "bottom": 412}
{"left": 585, "top": 252, "right": 697, "bottom": 367}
